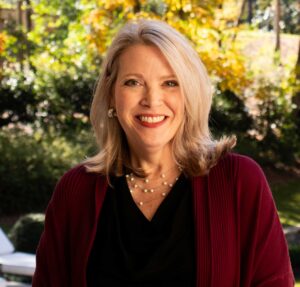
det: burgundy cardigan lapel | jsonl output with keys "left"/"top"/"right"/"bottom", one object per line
{"left": 192, "top": 175, "right": 212, "bottom": 286}
{"left": 208, "top": 159, "right": 238, "bottom": 287}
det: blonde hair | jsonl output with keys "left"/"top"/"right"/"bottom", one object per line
{"left": 83, "top": 19, "right": 236, "bottom": 177}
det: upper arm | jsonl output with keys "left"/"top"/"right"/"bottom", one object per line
{"left": 32, "top": 168, "right": 74, "bottom": 286}
{"left": 236, "top": 155, "right": 294, "bottom": 286}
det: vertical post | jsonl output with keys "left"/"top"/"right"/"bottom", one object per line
{"left": 24, "top": 0, "right": 32, "bottom": 32}
{"left": 16, "top": 0, "right": 24, "bottom": 68}
{"left": 274, "top": 0, "right": 280, "bottom": 52}
{"left": 236, "top": 0, "right": 247, "bottom": 27}
{"left": 17, "top": 0, "right": 22, "bottom": 26}
{"left": 247, "top": 0, "right": 253, "bottom": 24}
{"left": 292, "top": 40, "right": 300, "bottom": 129}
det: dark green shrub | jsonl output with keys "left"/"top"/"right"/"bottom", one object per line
{"left": 211, "top": 88, "right": 253, "bottom": 136}
{"left": 251, "top": 75, "right": 300, "bottom": 165}
{"left": 34, "top": 67, "right": 96, "bottom": 135}
{"left": 289, "top": 245, "right": 300, "bottom": 269}
{"left": 0, "top": 70, "right": 38, "bottom": 128}
{"left": 9, "top": 213, "right": 45, "bottom": 253}
{"left": 0, "top": 66, "right": 96, "bottom": 136}
{"left": 0, "top": 128, "right": 92, "bottom": 215}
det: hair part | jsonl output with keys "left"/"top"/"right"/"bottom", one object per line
{"left": 83, "top": 19, "right": 236, "bottom": 179}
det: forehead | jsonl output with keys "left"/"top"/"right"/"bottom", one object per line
{"left": 116, "top": 44, "right": 175, "bottom": 76}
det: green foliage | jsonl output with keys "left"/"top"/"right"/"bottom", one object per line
{"left": 9, "top": 213, "right": 45, "bottom": 253}
{"left": 272, "top": 180, "right": 300, "bottom": 227}
{"left": 252, "top": 0, "right": 299, "bottom": 34}
{"left": 26, "top": 0, "right": 97, "bottom": 70}
{"left": 0, "top": 68, "right": 37, "bottom": 127}
{"left": 250, "top": 67, "right": 300, "bottom": 164}
{"left": 28, "top": 0, "right": 83, "bottom": 51}
{"left": 289, "top": 245, "right": 300, "bottom": 269}
{"left": 33, "top": 66, "right": 96, "bottom": 134}
{"left": 0, "top": 128, "right": 92, "bottom": 215}
{"left": 210, "top": 87, "right": 253, "bottom": 135}
{"left": 0, "top": 64, "right": 96, "bottom": 134}
{"left": 0, "top": 0, "right": 100, "bottom": 133}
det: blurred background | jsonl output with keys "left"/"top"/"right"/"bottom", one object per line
{"left": 0, "top": 0, "right": 299, "bottom": 284}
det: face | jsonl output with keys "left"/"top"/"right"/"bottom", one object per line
{"left": 113, "top": 44, "right": 184, "bottom": 155}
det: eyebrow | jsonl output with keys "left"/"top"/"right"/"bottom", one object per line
{"left": 120, "top": 73, "right": 177, "bottom": 79}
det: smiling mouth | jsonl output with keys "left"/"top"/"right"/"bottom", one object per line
{"left": 137, "top": 115, "right": 166, "bottom": 123}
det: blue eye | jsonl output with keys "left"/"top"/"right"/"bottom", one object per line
{"left": 124, "top": 79, "right": 140, "bottom": 86}
{"left": 165, "top": 80, "right": 179, "bottom": 87}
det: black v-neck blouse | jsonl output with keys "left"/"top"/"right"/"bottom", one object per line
{"left": 86, "top": 174, "right": 195, "bottom": 287}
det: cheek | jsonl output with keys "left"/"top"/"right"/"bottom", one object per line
{"left": 115, "top": 97, "right": 129, "bottom": 115}
{"left": 114, "top": 94, "right": 137, "bottom": 126}
{"left": 116, "top": 90, "right": 140, "bottom": 111}
{"left": 114, "top": 88, "right": 125, "bottom": 111}
{"left": 170, "top": 95, "right": 185, "bottom": 115}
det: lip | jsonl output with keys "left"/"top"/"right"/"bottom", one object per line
{"left": 135, "top": 114, "right": 168, "bottom": 128}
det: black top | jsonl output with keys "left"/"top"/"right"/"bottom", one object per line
{"left": 86, "top": 174, "right": 195, "bottom": 287}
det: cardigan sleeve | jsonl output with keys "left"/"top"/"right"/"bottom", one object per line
{"left": 237, "top": 155, "right": 295, "bottom": 287}
{"left": 32, "top": 168, "right": 72, "bottom": 287}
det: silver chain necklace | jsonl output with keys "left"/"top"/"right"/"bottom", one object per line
{"left": 125, "top": 166, "right": 182, "bottom": 206}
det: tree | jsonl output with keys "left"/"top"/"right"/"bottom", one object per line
{"left": 235, "top": 0, "right": 247, "bottom": 27}
{"left": 84, "top": 0, "right": 250, "bottom": 96}
{"left": 24, "top": 0, "right": 32, "bottom": 32}
{"left": 251, "top": 0, "right": 299, "bottom": 34}
{"left": 274, "top": 0, "right": 281, "bottom": 52}
{"left": 247, "top": 0, "right": 254, "bottom": 23}
{"left": 292, "top": 39, "right": 300, "bottom": 129}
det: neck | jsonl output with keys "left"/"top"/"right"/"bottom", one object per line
{"left": 129, "top": 144, "right": 176, "bottom": 177}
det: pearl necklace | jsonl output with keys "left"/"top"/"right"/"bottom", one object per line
{"left": 125, "top": 166, "right": 182, "bottom": 206}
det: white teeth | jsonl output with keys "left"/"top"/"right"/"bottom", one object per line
{"left": 139, "top": 116, "right": 165, "bottom": 123}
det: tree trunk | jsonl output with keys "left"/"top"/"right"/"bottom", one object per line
{"left": 235, "top": 0, "right": 247, "bottom": 27}
{"left": 17, "top": 0, "right": 22, "bottom": 26}
{"left": 274, "top": 0, "right": 280, "bottom": 52}
{"left": 24, "top": 0, "right": 32, "bottom": 32}
{"left": 133, "top": 0, "right": 141, "bottom": 13}
{"left": 292, "top": 39, "right": 300, "bottom": 129}
{"left": 247, "top": 0, "right": 253, "bottom": 24}
{"left": 296, "top": 40, "right": 300, "bottom": 80}
{"left": 16, "top": 0, "right": 24, "bottom": 68}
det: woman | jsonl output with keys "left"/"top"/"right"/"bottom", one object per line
{"left": 33, "top": 19, "right": 295, "bottom": 287}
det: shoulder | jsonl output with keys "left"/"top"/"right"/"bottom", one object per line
{"left": 59, "top": 164, "right": 97, "bottom": 181}
{"left": 51, "top": 164, "right": 102, "bottom": 202}
{"left": 207, "top": 153, "right": 276, "bottom": 225}
{"left": 56, "top": 164, "right": 97, "bottom": 187}
{"left": 213, "top": 152, "right": 266, "bottom": 180}
{"left": 208, "top": 152, "right": 270, "bottom": 196}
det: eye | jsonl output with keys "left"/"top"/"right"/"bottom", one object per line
{"left": 124, "top": 79, "right": 141, "bottom": 86}
{"left": 164, "top": 80, "right": 179, "bottom": 87}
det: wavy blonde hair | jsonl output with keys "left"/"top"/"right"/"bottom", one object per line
{"left": 83, "top": 19, "right": 236, "bottom": 177}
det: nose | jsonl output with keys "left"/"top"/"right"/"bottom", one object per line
{"left": 140, "top": 86, "right": 162, "bottom": 108}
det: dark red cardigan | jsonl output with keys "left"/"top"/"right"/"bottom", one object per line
{"left": 32, "top": 153, "right": 295, "bottom": 286}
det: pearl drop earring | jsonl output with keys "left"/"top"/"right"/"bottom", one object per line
{"left": 108, "top": 108, "right": 116, "bottom": 118}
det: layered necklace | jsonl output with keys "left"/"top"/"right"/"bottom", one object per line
{"left": 125, "top": 165, "right": 183, "bottom": 206}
